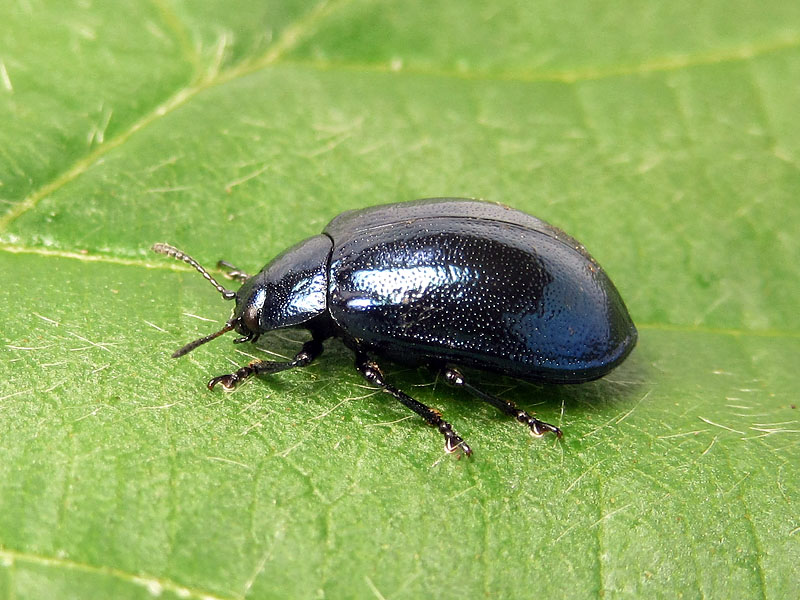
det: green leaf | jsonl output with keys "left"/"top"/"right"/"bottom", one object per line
{"left": 2, "top": 1, "right": 799, "bottom": 598}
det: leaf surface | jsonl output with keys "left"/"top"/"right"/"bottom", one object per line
{"left": 1, "top": 1, "right": 798, "bottom": 598}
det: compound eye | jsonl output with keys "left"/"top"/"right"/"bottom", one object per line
{"left": 236, "top": 285, "right": 266, "bottom": 335}
{"left": 240, "top": 302, "right": 260, "bottom": 334}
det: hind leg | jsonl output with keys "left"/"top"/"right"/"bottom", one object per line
{"left": 443, "top": 367, "right": 562, "bottom": 438}
{"left": 356, "top": 353, "right": 472, "bottom": 456}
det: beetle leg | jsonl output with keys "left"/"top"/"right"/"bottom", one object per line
{"left": 443, "top": 367, "right": 562, "bottom": 439}
{"left": 216, "top": 259, "right": 250, "bottom": 282}
{"left": 208, "top": 338, "right": 323, "bottom": 391}
{"left": 355, "top": 353, "right": 472, "bottom": 457}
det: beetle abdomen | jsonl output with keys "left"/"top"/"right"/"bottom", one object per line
{"left": 327, "top": 204, "right": 636, "bottom": 383}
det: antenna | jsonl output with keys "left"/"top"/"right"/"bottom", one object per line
{"left": 171, "top": 323, "right": 234, "bottom": 358}
{"left": 151, "top": 243, "right": 235, "bottom": 300}
{"left": 152, "top": 243, "right": 239, "bottom": 357}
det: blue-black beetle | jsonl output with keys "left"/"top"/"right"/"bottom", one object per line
{"left": 153, "top": 198, "right": 637, "bottom": 456}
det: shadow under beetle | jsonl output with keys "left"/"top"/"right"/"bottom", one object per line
{"left": 152, "top": 198, "right": 637, "bottom": 456}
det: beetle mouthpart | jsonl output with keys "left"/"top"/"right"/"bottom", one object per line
{"left": 152, "top": 243, "right": 236, "bottom": 300}
{"left": 171, "top": 323, "right": 234, "bottom": 358}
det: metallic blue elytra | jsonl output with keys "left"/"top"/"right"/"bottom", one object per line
{"left": 324, "top": 199, "right": 636, "bottom": 383}
{"left": 153, "top": 198, "right": 637, "bottom": 457}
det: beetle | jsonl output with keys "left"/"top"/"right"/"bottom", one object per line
{"left": 152, "top": 198, "right": 637, "bottom": 456}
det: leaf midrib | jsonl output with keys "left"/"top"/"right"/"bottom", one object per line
{"left": 3, "top": 240, "right": 797, "bottom": 340}
{"left": 0, "top": 0, "right": 797, "bottom": 236}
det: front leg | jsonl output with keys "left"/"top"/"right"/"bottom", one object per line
{"left": 216, "top": 259, "right": 250, "bottom": 282}
{"left": 208, "top": 338, "right": 323, "bottom": 391}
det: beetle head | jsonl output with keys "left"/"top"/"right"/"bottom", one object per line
{"left": 152, "top": 236, "right": 331, "bottom": 358}
{"left": 226, "top": 234, "right": 332, "bottom": 340}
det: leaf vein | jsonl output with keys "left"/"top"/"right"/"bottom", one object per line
{"left": 720, "top": 447, "right": 769, "bottom": 599}
{"left": 0, "top": 546, "right": 239, "bottom": 600}
{"left": 149, "top": 0, "right": 204, "bottom": 73}
{"left": 279, "top": 32, "right": 800, "bottom": 85}
{"left": 0, "top": 0, "right": 352, "bottom": 234}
